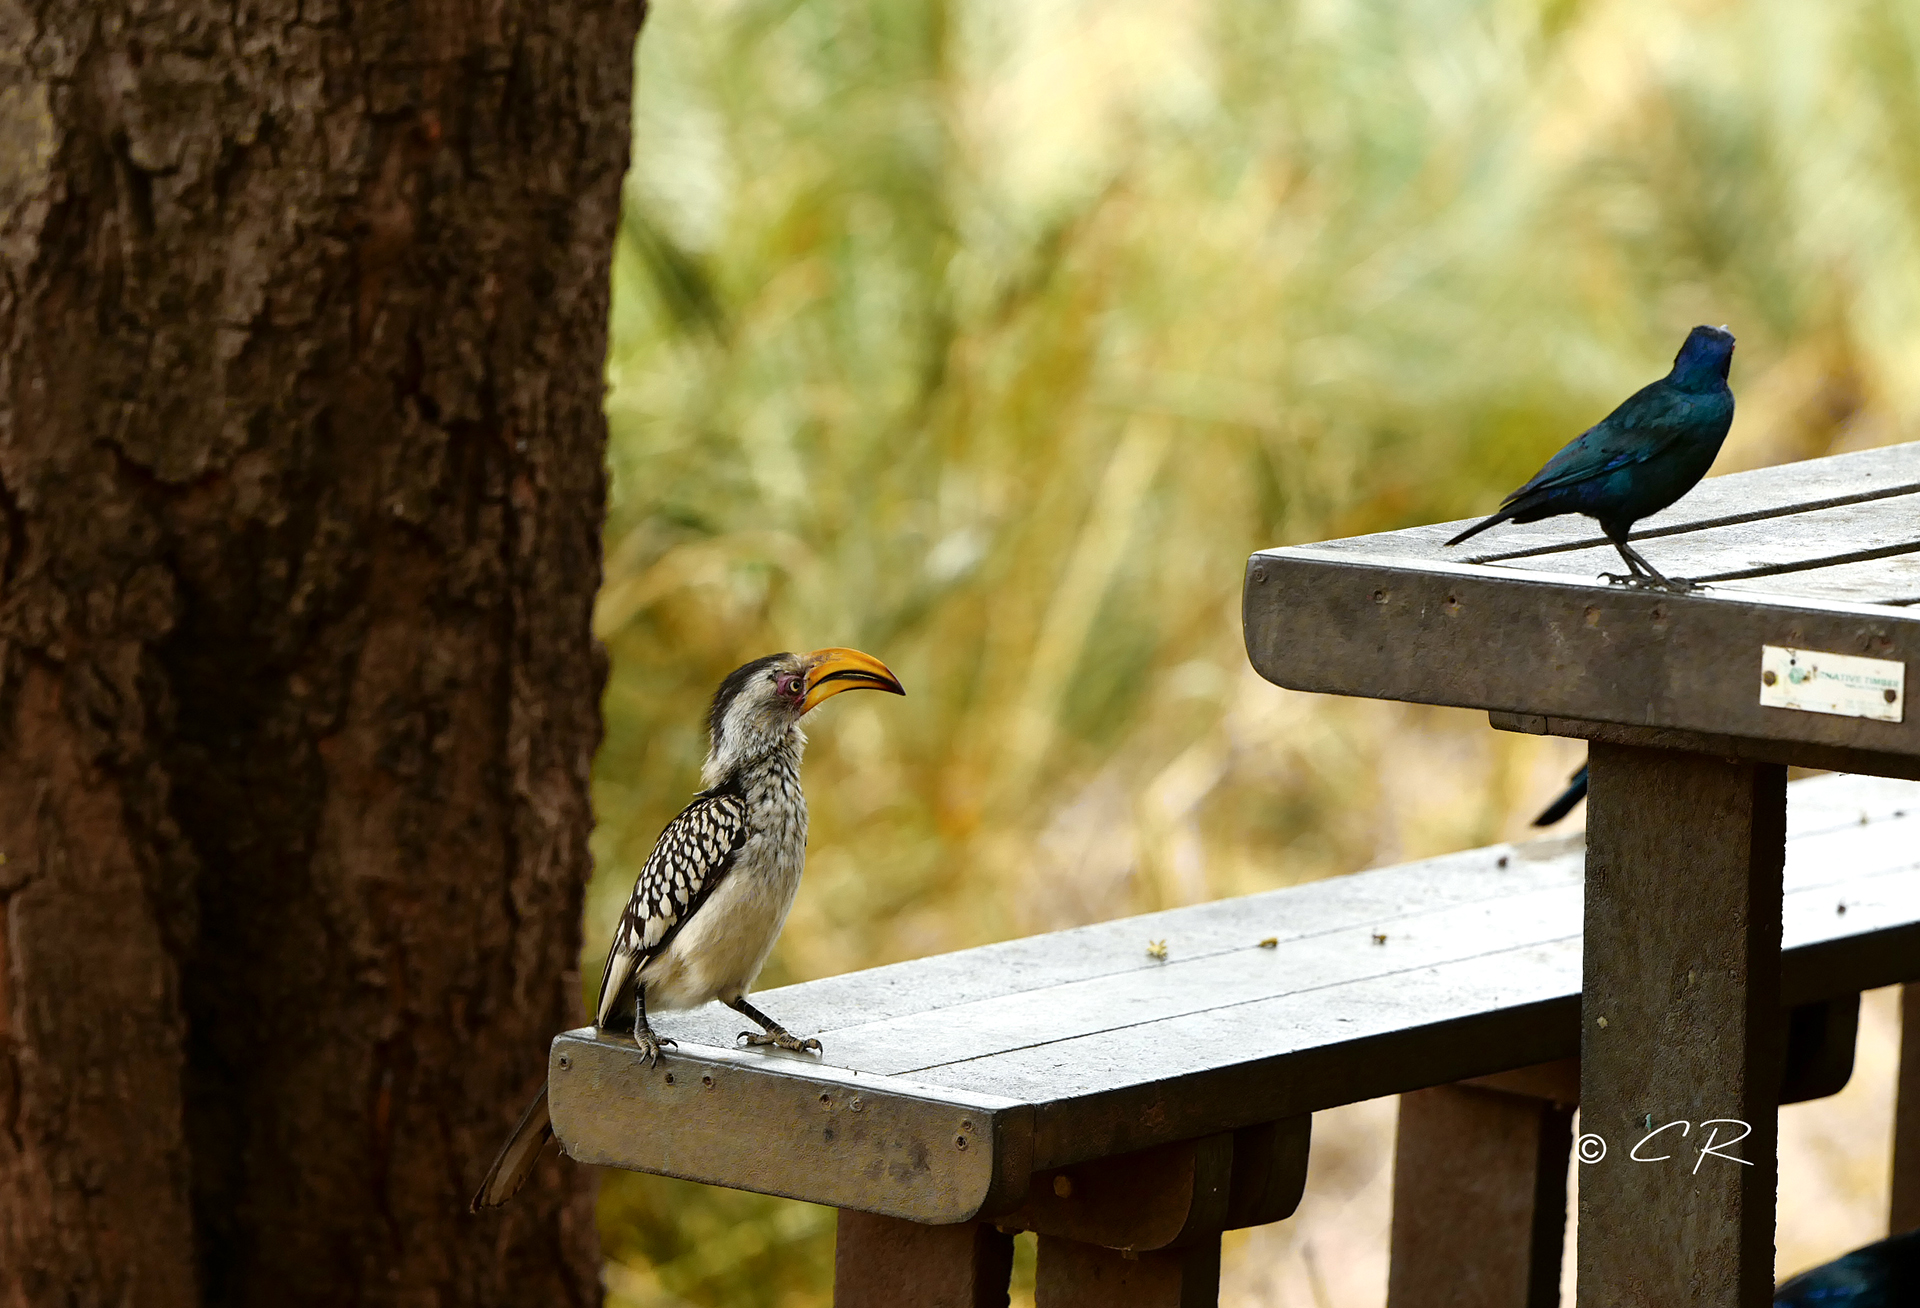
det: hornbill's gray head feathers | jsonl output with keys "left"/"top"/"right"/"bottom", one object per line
{"left": 701, "top": 648, "right": 904, "bottom": 786}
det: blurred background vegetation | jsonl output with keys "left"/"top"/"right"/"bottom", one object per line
{"left": 586, "top": 0, "right": 1920, "bottom": 1302}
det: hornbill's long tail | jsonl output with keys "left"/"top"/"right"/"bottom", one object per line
{"left": 471, "top": 1081, "right": 553, "bottom": 1211}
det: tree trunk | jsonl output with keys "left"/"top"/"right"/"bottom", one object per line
{"left": 0, "top": 2, "right": 641, "bottom": 1304}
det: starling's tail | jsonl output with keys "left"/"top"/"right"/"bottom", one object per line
{"left": 1532, "top": 764, "right": 1589, "bottom": 827}
{"left": 1445, "top": 508, "right": 1515, "bottom": 548}
{"left": 472, "top": 1080, "right": 554, "bottom": 1211}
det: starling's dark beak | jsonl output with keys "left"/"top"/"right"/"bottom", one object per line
{"left": 799, "top": 648, "right": 905, "bottom": 714}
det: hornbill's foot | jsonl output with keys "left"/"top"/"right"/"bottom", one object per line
{"left": 636, "top": 1028, "right": 677, "bottom": 1067}
{"left": 738, "top": 1028, "right": 823, "bottom": 1054}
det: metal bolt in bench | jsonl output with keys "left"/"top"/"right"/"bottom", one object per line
{"left": 548, "top": 770, "right": 1920, "bottom": 1306}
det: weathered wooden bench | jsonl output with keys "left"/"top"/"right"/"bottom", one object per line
{"left": 548, "top": 770, "right": 1920, "bottom": 1306}
{"left": 1247, "top": 440, "right": 1920, "bottom": 1307}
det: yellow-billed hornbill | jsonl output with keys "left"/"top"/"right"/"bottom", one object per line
{"left": 471, "top": 648, "right": 905, "bottom": 1210}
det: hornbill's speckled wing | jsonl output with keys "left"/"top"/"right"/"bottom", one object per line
{"left": 594, "top": 789, "right": 751, "bottom": 1028}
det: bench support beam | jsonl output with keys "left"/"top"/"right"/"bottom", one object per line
{"left": 1893, "top": 985, "right": 1920, "bottom": 1235}
{"left": 1387, "top": 1083, "right": 1573, "bottom": 1308}
{"left": 833, "top": 1211, "right": 1014, "bottom": 1308}
{"left": 1580, "top": 744, "right": 1785, "bottom": 1308}
{"left": 1034, "top": 1234, "right": 1220, "bottom": 1308}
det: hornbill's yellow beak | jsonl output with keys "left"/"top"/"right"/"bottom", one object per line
{"left": 800, "top": 648, "right": 905, "bottom": 715}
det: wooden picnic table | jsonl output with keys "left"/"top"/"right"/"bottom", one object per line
{"left": 1245, "top": 440, "right": 1920, "bottom": 1308}
{"left": 547, "top": 767, "right": 1920, "bottom": 1306}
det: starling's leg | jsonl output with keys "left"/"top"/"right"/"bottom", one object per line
{"left": 1603, "top": 541, "right": 1699, "bottom": 593}
{"left": 1617, "top": 541, "right": 1700, "bottom": 593}
{"left": 729, "top": 996, "right": 823, "bottom": 1054}
{"left": 1600, "top": 540, "right": 1652, "bottom": 585}
{"left": 635, "top": 987, "right": 676, "bottom": 1066}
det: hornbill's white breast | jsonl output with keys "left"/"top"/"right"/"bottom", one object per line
{"left": 594, "top": 745, "right": 808, "bottom": 1025}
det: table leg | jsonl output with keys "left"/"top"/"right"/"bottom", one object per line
{"left": 1387, "top": 1083, "right": 1573, "bottom": 1308}
{"left": 1891, "top": 985, "right": 1920, "bottom": 1235}
{"left": 833, "top": 1211, "right": 1014, "bottom": 1308}
{"left": 1034, "top": 1234, "right": 1220, "bottom": 1308}
{"left": 1580, "top": 744, "right": 1785, "bottom": 1308}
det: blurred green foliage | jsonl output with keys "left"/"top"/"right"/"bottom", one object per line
{"left": 590, "top": 0, "right": 1920, "bottom": 1302}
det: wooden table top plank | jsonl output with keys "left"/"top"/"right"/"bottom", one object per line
{"left": 1304, "top": 443, "right": 1920, "bottom": 573}
{"left": 1446, "top": 492, "right": 1920, "bottom": 593}
{"left": 1247, "top": 526, "right": 1920, "bottom": 767}
{"left": 1703, "top": 555, "right": 1920, "bottom": 606}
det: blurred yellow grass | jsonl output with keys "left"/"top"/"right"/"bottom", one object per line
{"left": 591, "top": 0, "right": 1920, "bottom": 1302}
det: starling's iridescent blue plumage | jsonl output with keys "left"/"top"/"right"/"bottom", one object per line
{"left": 1775, "top": 1228, "right": 1920, "bottom": 1306}
{"left": 1448, "top": 325, "right": 1736, "bottom": 591}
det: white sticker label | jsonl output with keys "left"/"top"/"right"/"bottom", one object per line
{"left": 1759, "top": 646, "right": 1904, "bottom": 723}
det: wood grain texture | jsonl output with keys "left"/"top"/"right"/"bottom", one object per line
{"left": 1579, "top": 746, "right": 1786, "bottom": 1308}
{"left": 1034, "top": 1234, "right": 1221, "bottom": 1308}
{"left": 997, "top": 1132, "right": 1234, "bottom": 1251}
{"left": 1387, "top": 1085, "right": 1572, "bottom": 1308}
{"left": 1491, "top": 712, "right": 1920, "bottom": 783}
{"left": 1246, "top": 552, "right": 1920, "bottom": 760}
{"left": 1246, "top": 444, "right": 1920, "bottom": 763}
{"left": 554, "top": 775, "right": 1920, "bottom": 1192}
{"left": 1457, "top": 491, "right": 1920, "bottom": 586}
{"left": 1314, "top": 443, "right": 1920, "bottom": 569}
{"left": 0, "top": 2, "right": 640, "bottom": 1303}
{"left": 1892, "top": 986, "right": 1920, "bottom": 1235}
{"left": 834, "top": 1212, "right": 1016, "bottom": 1308}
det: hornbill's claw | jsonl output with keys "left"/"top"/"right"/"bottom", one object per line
{"left": 738, "top": 1030, "right": 822, "bottom": 1054}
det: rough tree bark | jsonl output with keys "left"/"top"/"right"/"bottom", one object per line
{"left": 0, "top": 2, "right": 643, "bottom": 1304}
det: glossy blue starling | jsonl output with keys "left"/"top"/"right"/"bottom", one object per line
{"left": 1448, "top": 325, "right": 1736, "bottom": 592}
